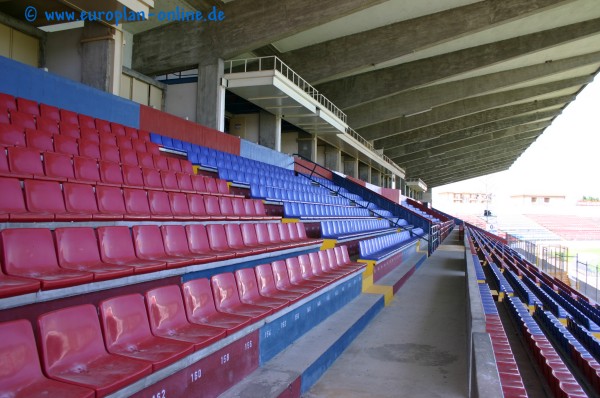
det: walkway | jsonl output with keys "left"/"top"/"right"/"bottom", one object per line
{"left": 304, "top": 230, "right": 469, "bottom": 398}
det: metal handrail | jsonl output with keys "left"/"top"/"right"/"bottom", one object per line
{"left": 224, "top": 56, "right": 347, "bottom": 123}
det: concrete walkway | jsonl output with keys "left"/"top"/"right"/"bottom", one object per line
{"left": 303, "top": 231, "right": 468, "bottom": 398}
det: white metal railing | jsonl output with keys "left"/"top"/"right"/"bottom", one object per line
{"left": 225, "top": 56, "right": 346, "bottom": 123}
{"left": 225, "top": 56, "right": 405, "bottom": 175}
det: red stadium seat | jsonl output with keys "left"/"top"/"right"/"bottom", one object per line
{"left": 116, "top": 135, "right": 132, "bottom": 149}
{"left": 123, "top": 187, "right": 152, "bottom": 220}
{"left": 1, "top": 228, "right": 94, "bottom": 289}
{"left": 231, "top": 197, "right": 253, "bottom": 220}
{"left": 0, "top": 93, "right": 17, "bottom": 114}
{"left": 0, "top": 319, "right": 95, "bottom": 398}
{"left": 139, "top": 130, "right": 151, "bottom": 142}
{"left": 73, "top": 156, "right": 101, "bottom": 183}
{"left": 38, "top": 305, "right": 152, "bottom": 396}
{"left": 235, "top": 268, "right": 289, "bottom": 310}
{"left": 78, "top": 139, "right": 101, "bottom": 159}
{"left": 132, "top": 138, "right": 147, "bottom": 153}
{"left": 111, "top": 122, "right": 126, "bottom": 136}
{"left": 243, "top": 199, "right": 260, "bottom": 217}
{"left": 185, "top": 224, "right": 235, "bottom": 261}
{"left": 254, "top": 223, "right": 288, "bottom": 251}
{"left": 271, "top": 260, "right": 316, "bottom": 294}
{"left": 153, "top": 155, "right": 168, "bottom": 171}
{"left": 98, "top": 160, "right": 124, "bottom": 186}
{"left": 97, "top": 226, "right": 166, "bottom": 273}
{"left": 160, "top": 170, "right": 180, "bottom": 191}
{"left": 132, "top": 225, "right": 196, "bottom": 268}
{"left": 55, "top": 227, "right": 133, "bottom": 281}
{"left": 120, "top": 147, "right": 138, "bottom": 166}
{"left": 54, "top": 134, "right": 79, "bottom": 156}
{"left": 0, "top": 177, "right": 39, "bottom": 221}
{"left": 142, "top": 167, "right": 163, "bottom": 190}
{"left": 39, "top": 103, "right": 60, "bottom": 121}
{"left": 137, "top": 151, "right": 154, "bottom": 168}
{"left": 95, "top": 119, "right": 111, "bottom": 134}
{"left": 176, "top": 172, "right": 194, "bottom": 193}
{"left": 122, "top": 164, "right": 144, "bottom": 188}
{"left": 204, "top": 176, "right": 220, "bottom": 195}
{"left": 0, "top": 124, "right": 25, "bottom": 147}
{"left": 218, "top": 196, "right": 240, "bottom": 220}
{"left": 8, "top": 146, "right": 44, "bottom": 178}
{"left": 125, "top": 126, "right": 139, "bottom": 138}
{"left": 210, "top": 273, "right": 273, "bottom": 321}
{"left": 168, "top": 192, "right": 194, "bottom": 220}
{"left": 100, "top": 144, "right": 119, "bottom": 163}
{"left": 240, "top": 223, "right": 283, "bottom": 253}
{"left": 314, "top": 251, "right": 347, "bottom": 277}
{"left": 285, "top": 257, "right": 326, "bottom": 289}
{"left": 25, "top": 129, "right": 54, "bottom": 152}
{"left": 10, "top": 111, "right": 36, "bottom": 130}
{"left": 24, "top": 179, "right": 92, "bottom": 221}
{"left": 160, "top": 225, "right": 216, "bottom": 264}
{"left": 182, "top": 278, "right": 251, "bottom": 335}
{"left": 16, "top": 98, "right": 39, "bottom": 116}
{"left": 181, "top": 159, "right": 193, "bottom": 174}
{"left": 0, "top": 268, "right": 40, "bottom": 298}
{"left": 207, "top": 224, "right": 244, "bottom": 257}
{"left": 99, "top": 294, "right": 194, "bottom": 371}
{"left": 59, "top": 121, "right": 81, "bottom": 139}
{"left": 186, "top": 193, "right": 212, "bottom": 220}
{"left": 148, "top": 190, "right": 174, "bottom": 220}
{"left": 167, "top": 157, "right": 182, "bottom": 172}
{"left": 298, "top": 254, "right": 337, "bottom": 284}
{"left": 146, "top": 141, "right": 160, "bottom": 154}
{"left": 267, "top": 223, "right": 295, "bottom": 248}
{"left": 145, "top": 285, "right": 226, "bottom": 350}
{"left": 204, "top": 195, "right": 226, "bottom": 220}
{"left": 58, "top": 109, "right": 78, "bottom": 124}
{"left": 224, "top": 223, "right": 261, "bottom": 255}
{"left": 99, "top": 132, "right": 116, "bottom": 146}
{"left": 95, "top": 185, "right": 126, "bottom": 219}
{"left": 78, "top": 114, "right": 95, "bottom": 129}
{"left": 191, "top": 174, "right": 207, "bottom": 193}
{"left": 36, "top": 117, "right": 59, "bottom": 135}
{"left": 254, "top": 263, "right": 306, "bottom": 301}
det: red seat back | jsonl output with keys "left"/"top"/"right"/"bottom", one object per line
{"left": 0, "top": 177, "right": 27, "bottom": 217}
{"left": 145, "top": 285, "right": 190, "bottom": 334}
{"left": 181, "top": 278, "right": 220, "bottom": 321}
{"left": 55, "top": 227, "right": 103, "bottom": 267}
{"left": 204, "top": 195, "right": 222, "bottom": 217}
{"left": 191, "top": 174, "right": 207, "bottom": 192}
{"left": 79, "top": 139, "right": 100, "bottom": 159}
{"left": 100, "top": 144, "right": 119, "bottom": 163}
{"left": 204, "top": 176, "right": 219, "bottom": 194}
{"left": 111, "top": 123, "right": 126, "bottom": 137}
{"left": 161, "top": 225, "right": 193, "bottom": 257}
{"left": 187, "top": 193, "right": 208, "bottom": 217}
{"left": 235, "top": 268, "right": 262, "bottom": 302}
{"left": 240, "top": 223, "right": 260, "bottom": 246}
{"left": 63, "top": 182, "right": 98, "bottom": 215}
{"left": 285, "top": 257, "right": 306, "bottom": 285}
{"left": 99, "top": 294, "right": 154, "bottom": 350}
{"left": 206, "top": 224, "right": 231, "bottom": 252}
{"left": 120, "top": 148, "right": 138, "bottom": 166}
{"left": 36, "top": 117, "right": 59, "bottom": 135}
{"left": 185, "top": 224, "right": 212, "bottom": 254}
{"left": 181, "top": 159, "right": 193, "bottom": 174}
{"left": 79, "top": 127, "right": 98, "bottom": 142}
{"left": 99, "top": 160, "right": 124, "bottom": 186}
{"left": 123, "top": 188, "right": 151, "bottom": 217}
{"left": 0, "top": 93, "right": 17, "bottom": 114}
{"left": 231, "top": 197, "right": 248, "bottom": 217}
{"left": 8, "top": 146, "right": 44, "bottom": 176}
{"left": 153, "top": 155, "right": 168, "bottom": 171}
{"left": 271, "top": 260, "right": 294, "bottom": 290}
{"left": 59, "top": 121, "right": 81, "bottom": 139}
{"left": 97, "top": 226, "right": 136, "bottom": 263}
{"left": 16, "top": 98, "right": 39, "bottom": 116}
{"left": 169, "top": 192, "right": 192, "bottom": 218}
{"left": 211, "top": 273, "right": 242, "bottom": 311}
{"left": 116, "top": 136, "right": 132, "bottom": 149}
{"left": 10, "top": 110, "right": 36, "bottom": 130}
{"left": 167, "top": 157, "right": 181, "bottom": 172}
{"left": 25, "top": 129, "right": 54, "bottom": 152}
{"left": 267, "top": 223, "right": 282, "bottom": 244}
{"left": 54, "top": 134, "right": 79, "bottom": 156}
{"left": 1, "top": 228, "right": 59, "bottom": 274}
{"left": 176, "top": 172, "right": 194, "bottom": 192}
{"left": 78, "top": 114, "right": 95, "bottom": 129}
{"left": 122, "top": 164, "right": 144, "bottom": 187}
{"left": 0, "top": 124, "right": 25, "bottom": 147}
{"left": 160, "top": 170, "right": 179, "bottom": 191}
{"left": 278, "top": 223, "right": 293, "bottom": 242}
{"left": 24, "top": 179, "right": 66, "bottom": 215}
{"left": 255, "top": 263, "right": 279, "bottom": 295}
{"left": 73, "top": 156, "right": 100, "bottom": 183}
{"left": 224, "top": 223, "right": 247, "bottom": 250}
{"left": 132, "top": 225, "right": 168, "bottom": 259}
{"left": 244, "top": 199, "right": 259, "bottom": 217}
{"left": 95, "top": 119, "right": 111, "bottom": 134}
{"left": 142, "top": 167, "right": 162, "bottom": 190}
{"left": 148, "top": 190, "right": 173, "bottom": 218}
{"left": 255, "top": 223, "right": 273, "bottom": 245}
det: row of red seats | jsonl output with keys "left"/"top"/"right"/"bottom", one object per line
{"left": 0, "top": 125, "right": 158, "bottom": 159}
{"left": 0, "top": 246, "right": 360, "bottom": 397}
{"left": 0, "top": 93, "right": 150, "bottom": 139}
{"left": 0, "top": 143, "right": 194, "bottom": 182}
{"left": 0, "top": 176, "right": 270, "bottom": 222}
{"left": 0, "top": 222, "right": 319, "bottom": 296}
{"left": 486, "top": 315, "right": 528, "bottom": 397}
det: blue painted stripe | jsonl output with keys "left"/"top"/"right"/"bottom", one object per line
{"left": 415, "top": 255, "right": 427, "bottom": 269}
{"left": 0, "top": 56, "right": 140, "bottom": 127}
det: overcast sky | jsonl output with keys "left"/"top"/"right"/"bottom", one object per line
{"left": 433, "top": 73, "right": 600, "bottom": 201}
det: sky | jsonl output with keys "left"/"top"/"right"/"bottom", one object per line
{"left": 433, "top": 73, "right": 600, "bottom": 205}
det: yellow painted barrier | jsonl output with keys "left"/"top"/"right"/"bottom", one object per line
{"left": 320, "top": 239, "right": 337, "bottom": 250}
{"left": 281, "top": 218, "right": 300, "bottom": 224}
{"left": 364, "top": 285, "right": 394, "bottom": 306}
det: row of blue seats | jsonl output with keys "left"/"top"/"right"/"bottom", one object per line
{"left": 479, "top": 283, "right": 498, "bottom": 315}
{"left": 504, "top": 269, "right": 538, "bottom": 306}
{"left": 473, "top": 254, "right": 486, "bottom": 281}
{"left": 219, "top": 168, "right": 303, "bottom": 186}
{"left": 488, "top": 262, "right": 514, "bottom": 297}
{"left": 283, "top": 202, "right": 371, "bottom": 219}
{"left": 519, "top": 267, "right": 568, "bottom": 318}
{"left": 540, "top": 283, "right": 600, "bottom": 333}
{"left": 358, "top": 230, "right": 415, "bottom": 261}
{"left": 506, "top": 295, "right": 544, "bottom": 335}
{"left": 560, "top": 290, "right": 600, "bottom": 329}
{"left": 251, "top": 185, "right": 349, "bottom": 205}
{"left": 402, "top": 203, "right": 440, "bottom": 223}
{"left": 300, "top": 174, "right": 361, "bottom": 201}
{"left": 321, "top": 219, "right": 396, "bottom": 240}
{"left": 568, "top": 318, "right": 600, "bottom": 363}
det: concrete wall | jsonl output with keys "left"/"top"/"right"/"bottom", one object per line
{"left": 240, "top": 139, "right": 294, "bottom": 170}
{"left": 230, "top": 113, "right": 259, "bottom": 142}
{"left": 281, "top": 131, "right": 298, "bottom": 155}
{"left": 46, "top": 28, "right": 83, "bottom": 83}
{"left": 165, "top": 82, "right": 198, "bottom": 122}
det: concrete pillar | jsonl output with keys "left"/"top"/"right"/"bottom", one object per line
{"left": 81, "top": 22, "right": 116, "bottom": 93}
{"left": 197, "top": 58, "right": 226, "bottom": 131}
{"left": 343, "top": 155, "right": 359, "bottom": 178}
{"left": 297, "top": 134, "right": 318, "bottom": 162}
{"left": 422, "top": 191, "right": 433, "bottom": 205}
{"left": 325, "top": 145, "right": 342, "bottom": 172}
{"left": 400, "top": 178, "right": 406, "bottom": 196}
{"left": 259, "top": 110, "right": 282, "bottom": 151}
{"left": 359, "top": 162, "right": 371, "bottom": 182}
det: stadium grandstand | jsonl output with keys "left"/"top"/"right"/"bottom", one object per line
{"left": 0, "top": 1, "right": 599, "bottom": 397}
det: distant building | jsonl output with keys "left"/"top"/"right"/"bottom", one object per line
{"left": 510, "top": 194, "right": 566, "bottom": 206}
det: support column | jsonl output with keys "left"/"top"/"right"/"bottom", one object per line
{"left": 400, "top": 178, "right": 406, "bottom": 196}
{"left": 259, "top": 110, "right": 282, "bottom": 151}
{"left": 359, "top": 162, "right": 371, "bottom": 183}
{"left": 325, "top": 145, "right": 342, "bottom": 173}
{"left": 82, "top": 22, "right": 116, "bottom": 93}
{"left": 343, "top": 156, "right": 359, "bottom": 178}
{"left": 297, "top": 134, "right": 318, "bottom": 162}
{"left": 371, "top": 168, "right": 381, "bottom": 186}
{"left": 197, "top": 58, "right": 226, "bottom": 131}
{"left": 422, "top": 191, "right": 433, "bottom": 205}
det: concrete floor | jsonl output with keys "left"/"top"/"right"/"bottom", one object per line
{"left": 303, "top": 232, "right": 469, "bottom": 398}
